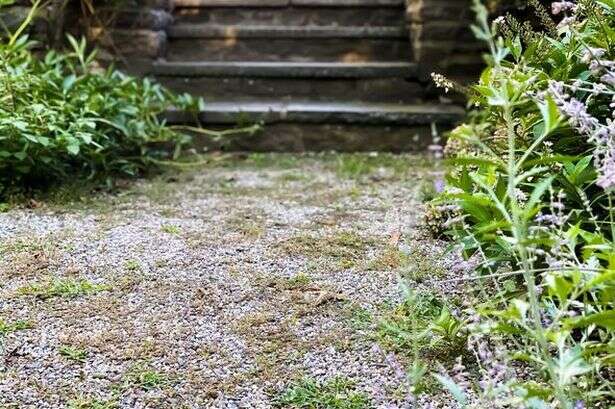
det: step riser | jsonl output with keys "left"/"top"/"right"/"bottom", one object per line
{"left": 166, "top": 38, "right": 411, "bottom": 62}
{"left": 157, "top": 77, "right": 425, "bottom": 103}
{"left": 173, "top": 7, "right": 405, "bottom": 26}
{"left": 173, "top": 0, "right": 405, "bottom": 7}
{"left": 168, "top": 25, "right": 407, "bottom": 39}
{"left": 188, "top": 124, "right": 436, "bottom": 153}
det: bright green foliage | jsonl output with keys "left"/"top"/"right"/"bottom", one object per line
{"left": 427, "top": 0, "right": 615, "bottom": 407}
{"left": 59, "top": 345, "right": 88, "bottom": 363}
{"left": 124, "top": 367, "right": 169, "bottom": 391}
{"left": 0, "top": 0, "right": 205, "bottom": 197}
{"left": 0, "top": 33, "right": 199, "bottom": 195}
{"left": 18, "top": 278, "right": 108, "bottom": 299}
{"left": 0, "top": 318, "right": 31, "bottom": 335}
{"left": 275, "top": 377, "right": 370, "bottom": 409}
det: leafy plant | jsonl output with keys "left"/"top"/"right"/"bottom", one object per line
{"left": 424, "top": 0, "right": 615, "bottom": 407}
{"left": 59, "top": 345, "right": 88, "bottom": 363}
{"left": 18, "top": 278, "right": 109, "bottom": 299}
{"left": 275, "top": 376, "right": 370, "bottom": 409}
{"left": 0, "top": 2, "right": 258, "bottom": 198}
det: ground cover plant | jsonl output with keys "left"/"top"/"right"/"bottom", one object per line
{"left": 417, "top": 0, "right": 615, "bottom": 407}
{"left": 0, "top": 1, "right": 256, "bottom": 200}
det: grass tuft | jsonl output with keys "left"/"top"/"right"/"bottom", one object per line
{"left": 59, "top": 345, "right": 88, "bottom": 363}
{"left": 275, "top": 376, "right": 370, "bottom": 409}
{"left": 18, "top": 278, "right": 108, "bottom": 299}
{"left": 0, "top": 318, "right": 32, "bottom": 335}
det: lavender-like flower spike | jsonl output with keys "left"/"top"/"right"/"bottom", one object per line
{"left": 548, "top": 80, "right": 615, "bottom": 190}
{"left": 552, "top": 1, "right": 576, "bottom": 15}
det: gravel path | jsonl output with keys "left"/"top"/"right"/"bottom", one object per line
{"left": 0, "top": 153, "right": 449, "bottom": 408}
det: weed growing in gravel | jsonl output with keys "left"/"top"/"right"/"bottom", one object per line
{"left": 0, "top": 318, "right": 32, "bottom": 335}
{"left": 333, "top": 153, "right": 418, "bottom": 180}
{"left": 281, "top": 273, "right": 313, "bottom": 290}
{"left": 160, "top": 224, "right": 181, "bottom": 235}
{"left": 246, "top": 153, "right": 299, "bottom": 169}
{"left": 280, "top": 231, "right": 373, "bottom": 268}
{"left": 344, "top": 305, "right": 373, "bottom": 331}
{"left": 377, "top": 289, "right": 465, "bottom": 360}
{"left": 124, "top": 365, "right": 169, "bottom": 391}
{"left": 275, "top": 376, "right": 370, "bottom": 409}
{"left": 123, "top": 259, "right": 141, "bottom": 272}
{"left": 367, "top": 246, "right": 411, "bottom": 271}
{"left": 68, "top": 396, "right": 117, "bottom": 409}
{"left": 18, "top": 278, "right": 108, "bottom": 299}
{"left": 59, "top": 345, "right": 88, "bottom": 363}
{"left": 0, "top": 235, "right": 55, "bottom": 256}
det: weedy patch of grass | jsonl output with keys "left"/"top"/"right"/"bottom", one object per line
{"left": 18, "top": 278, "right": 109, "bottom": 299}
{"left": 332, "top": 153, "right": 427, "bottom": 180}
{"left": 123, "top": 259, "right": 141, "bottom": 272}
{"left": 366, "top": 246, "right": 412, "bottom": 271}
{"left": 124, "top": 365, "right": 170, "bottom": 391}
{"left": 68, "top": 396, "right": 118, "bottom": 409}
{"left": 279, "top": 273, "right": 313, "bottom": 290}
{"left": 59, "top": 345, "right": 88, "bottom": 363}
{"left": 226, "top": 214, "right": 266, "bottom": 239}
{"left": 0, "top": 235, "right": 55, "bottom": 256}
{"left": 279, "top": 231, "right": 374, "bottom": 267}
{"left": 376, "top": 290, "right": 465, "bottom": 361}
{"left": 160, "top": 224, "right": 181, "bottom": 235}
{"left": 0, "top": 318, "right": 32, "bottom": 335}
{"left": 245, "top": 153, "right": 300, "bottom": 169}
{"left": 275, "top": 376, "right": 370, "bottom": 408}
{"left": 343, "top": 304, "right": 372, "bottom": 332}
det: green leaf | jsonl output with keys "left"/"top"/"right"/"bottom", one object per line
{"left": 537, "top": 96, "right": 561, "bottom": 138}
{"left": 433, "top": 374, "right": 467, "bottom": 405}
{"left": 565, "top": 310, "right": 615, "bottom": 330}
{"left": 66, "top": 143, "right": 80, "bottom": 155}
{"left": 525, "top": 176, "right": 555, "bottom": 215}
{"left": 554, "top": 347, "right": 591, "bottom": 387}
{"left": 62, "top": 74, "right": 76, "bottom": 92}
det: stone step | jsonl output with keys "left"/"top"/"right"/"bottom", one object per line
{"left": 172, "top": 6, "right": 404, "bottom": 26}
{"left": 168, "top": 24, "right": 406, "bottom": 39}
{"left": 157, "top": 76, "right": 426, "bottom": 103}
{"left": 164, "top": 100, "right": 464, "bottom": 125}
{"left": 165, "top": 37, "right": 411, "bottom": 62}
{"left": 152, "top": 61, "right": 417, "bottom": 78}
{"left": 173, "top": 0, "right": 405, "bottom": 7}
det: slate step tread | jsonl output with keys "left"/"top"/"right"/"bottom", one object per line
{"left": 168, "top": 24, "right": 407, "bottom": 39}
{"left": 165, "top": 101, "right": 464, "bottom": 125}
{"left": 153, "top": 61, "right": 417, "bottom": 78}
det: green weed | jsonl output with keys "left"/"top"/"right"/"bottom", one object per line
{"left": 0, "top": 318, "right": 32, "bottom": 335}
{"left": 68, "top": 396, "right": 117, "bottom": 409}
{"left": 275, "top": 376, "right": 370, "bottom": 408}
{"left": 125, "top": 366, "right": 169, "bottom": 391}
{"left": 161, "top": 224, "right": 181, "bottom": 235}
{"left": 18, "top": 278, "right": 108, "bottom": 299}
{"left": 59, "top": 345, "right": 88, "bottom": 363}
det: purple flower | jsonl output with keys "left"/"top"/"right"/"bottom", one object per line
{"left": 552, "top": 1, "right": 576, "bottom": 15}
{"left": 433, "top": 178, "right": 445, "bottom": 193}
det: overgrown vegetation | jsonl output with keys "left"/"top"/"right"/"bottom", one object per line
{"left": 275, "top": 377, "right": 370, "bottom": 409}
{"left": 409, "top": 0, "right": 615, "bottom": 407}
{"left": 0, "top": 1, "right": 255, "bottom": 200}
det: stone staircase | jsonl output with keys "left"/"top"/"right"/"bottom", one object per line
{"left": 149, "top": 0, "right": 464, "bottom": 151}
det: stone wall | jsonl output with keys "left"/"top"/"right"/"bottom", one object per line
{"left": 405, "top": 0, "right": 485, "bottom": 82}
{"left": 83, "top": 0, "right": 173, "bottom": 67}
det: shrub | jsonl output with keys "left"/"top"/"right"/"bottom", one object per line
{"left": 0, "top": 2, "right": 256, "bottom": 198}
{"left": 422, "top": 0, "right": 614, "bottom": 407}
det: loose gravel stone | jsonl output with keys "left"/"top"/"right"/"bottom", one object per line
{"left": 0, "top": 154, "right": 459, "bottom": 408}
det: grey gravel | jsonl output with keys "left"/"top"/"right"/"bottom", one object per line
{"left": 0, "top": 154, "right": 459, "bottom": 408}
